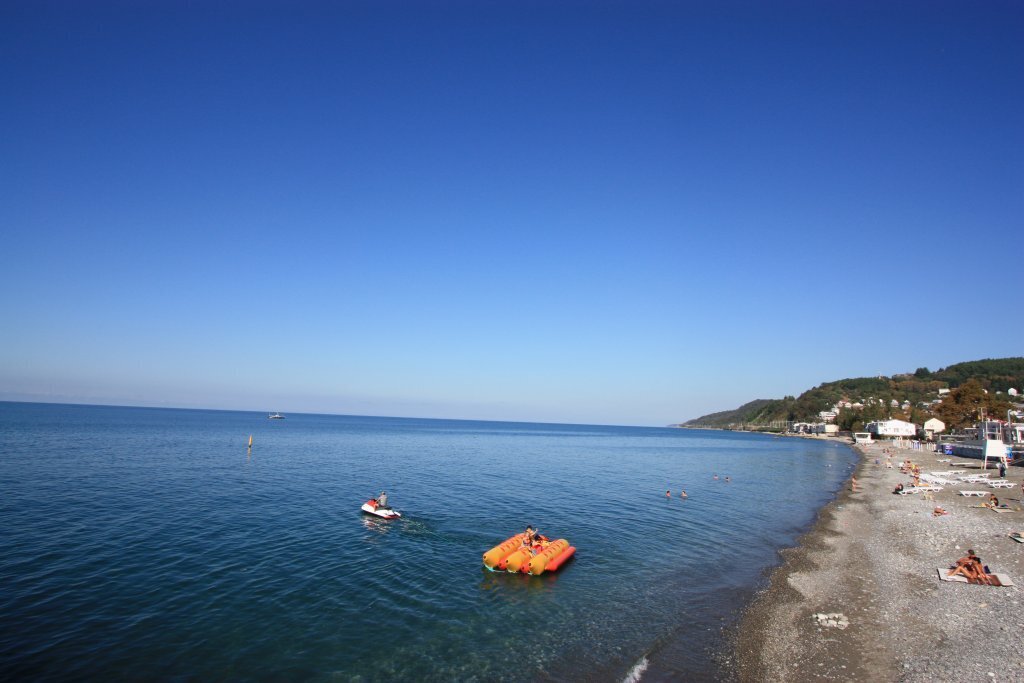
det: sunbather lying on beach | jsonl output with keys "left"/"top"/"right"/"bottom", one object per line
{"left": 947, "top": 549, "right": 993, "bottom": 585}
{"left": 933, "top": 506, "right": 948, "bottom": 517}
{"left": 893, "top": 483, "right": 904, "bottom": 494}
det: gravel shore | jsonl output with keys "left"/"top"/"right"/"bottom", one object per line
{"left": 734, "top": 441, "right": 1024, "bottom": 682}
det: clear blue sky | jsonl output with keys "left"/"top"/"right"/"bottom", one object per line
{"left": 2, "top": 1, "right": 1021, "bottom": 426}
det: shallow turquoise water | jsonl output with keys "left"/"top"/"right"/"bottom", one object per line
{"left": 0, "top": 402, "right": 856, "bottom": 680}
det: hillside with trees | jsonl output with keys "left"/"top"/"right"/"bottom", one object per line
{"left": 679, "top": 357, "right": 1024, "bottom": 431}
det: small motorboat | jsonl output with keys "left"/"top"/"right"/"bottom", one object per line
{"left": 482, "top": 533, "right": 575, "bottom": 575}
{"left": 361, "top": 498, "right": 401, "bottom": 519}
{"left": 268, "top": 413, "right": 285, "bottom": 419}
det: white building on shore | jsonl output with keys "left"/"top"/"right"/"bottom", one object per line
{"left": 922, "top": 418, "right": 946, "bottom": 440}
{"left": 866, "top": 419, "right": 918, "bottom": 438}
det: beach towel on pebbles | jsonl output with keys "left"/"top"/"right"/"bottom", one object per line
{"left": 936, "top": 568, "right": 1015, "bottom": 587}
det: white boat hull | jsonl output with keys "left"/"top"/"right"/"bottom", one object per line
{"left": 361, "top": 501, "right": 401, "bottom": 519}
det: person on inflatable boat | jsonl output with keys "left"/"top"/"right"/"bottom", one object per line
{"left": 522, "top": 526, "right": 544, "bottom": 554}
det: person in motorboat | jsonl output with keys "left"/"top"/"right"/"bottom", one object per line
{"left": 361, "top": 492, "right": 400, "bottom": 519}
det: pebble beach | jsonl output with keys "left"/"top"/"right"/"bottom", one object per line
{"left": 734, "top": 440, "right": 1024, "bottom": 682}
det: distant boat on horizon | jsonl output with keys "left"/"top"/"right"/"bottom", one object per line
{"left": 268, "top": 413, "right": 285, "bottom": 420}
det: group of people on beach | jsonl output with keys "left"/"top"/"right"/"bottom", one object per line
{"left": 895, "top": 460, "right": 922, "bottom": 486}
{"left": 983, "top": 493, "right": 1008, "bottom": 509}
{"left": 947, "top": 549, "right": 999, "bottom": 585}
{"left": 866, "top": 441, "right": 1017, "bottom": 588}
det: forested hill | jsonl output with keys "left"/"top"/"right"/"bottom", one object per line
{"left": 679, "top": 357, "right": 1024, "bottom": 428}
{"left": 680, "top": 399, "right": 781, "bottom": 427}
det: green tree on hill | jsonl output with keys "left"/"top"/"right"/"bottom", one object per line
{"left": 834, "top": 401, "right": 890, "bottom": 432}
{"left": 835, "top": 408, "right": 864, "bottom": 432}
{"left": 932, "top": 358, "right": 1024, "bottom": 392}
{"left": 908, "top": 406, "right": 930, "bottom": 425}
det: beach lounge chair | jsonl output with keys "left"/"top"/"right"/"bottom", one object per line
{"left": 990, "top": 507, "right": 1016, "bottom": 514}
{"left": 1009, "top": 532, "right": 1024, "bottom": 543}
{"left": 959, "top": 491, "right": 988, "bottom": 497}
{"left": 988, "top": 481, "right": 1015, "bottom": 489}
{"left": 944, "top": 469, "right": 966, "bottom": 474}
{"left": 899, "top": 486, "right": 942, "bottom": 495}
{"left": 937, "top": 568, "right": 1014, "bottom": 586}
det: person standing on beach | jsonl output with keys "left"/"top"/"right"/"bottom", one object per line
{"left": 999, "top": 460, "right": 1006, "bottom": 478}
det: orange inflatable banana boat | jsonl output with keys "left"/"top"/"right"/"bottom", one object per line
{"left": 482, "top": 533, "right": 576, "bottom": 575}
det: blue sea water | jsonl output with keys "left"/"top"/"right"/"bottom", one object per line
{"left": 0, "top": 402, "right": 856, "bottom": 681}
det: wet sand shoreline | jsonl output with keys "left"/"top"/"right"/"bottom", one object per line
{"left": 732, "top": 441, "right": 1024, "bottom": 681}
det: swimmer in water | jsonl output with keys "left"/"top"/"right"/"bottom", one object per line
{"left": 680, "top": 489, "right": 688, "bottom": 498}
{"left": 713, "top": 474, "right": 719, "bottom": 480}
{"left": 666, "top": 490, "right": 671, "bottom": 498}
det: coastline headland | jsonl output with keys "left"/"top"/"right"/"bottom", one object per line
{"left": 734, "top": 441, "right": 1024, "bottom": 681}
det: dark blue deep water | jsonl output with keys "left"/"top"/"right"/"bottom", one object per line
{"left": 0, "top": 402, "right": 856, "bottom": 681}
